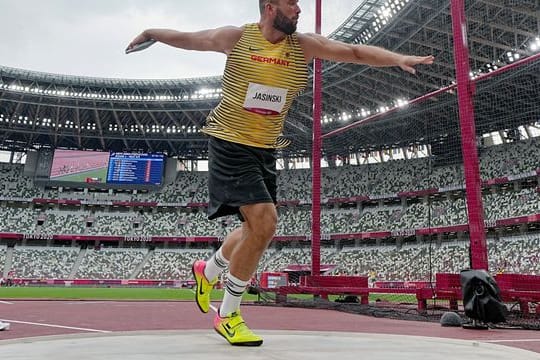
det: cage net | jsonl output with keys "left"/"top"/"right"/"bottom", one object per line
{"left": 252, "top": 1, "right": 540, "bottom": 329}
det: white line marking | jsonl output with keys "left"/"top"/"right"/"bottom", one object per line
{"left": 0, "top": 301, "right": 14, "bottom": 305}
{"left": 481, "top": 339, "right": 540, "bottom": 343}
{"left": 0, "top": 319, "right": 111, "bottom": 333}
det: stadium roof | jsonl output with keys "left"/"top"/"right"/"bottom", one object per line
{"left": 0, "top": 0, "right": 539, "bottom": 159}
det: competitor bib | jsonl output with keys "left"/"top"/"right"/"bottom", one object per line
{"left": 243, "top": 82, "right": 288, "bottom": 116}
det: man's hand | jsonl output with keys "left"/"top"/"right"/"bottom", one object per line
{"left": 398, "top": 55, "right": 435, "bottom": 74}
{"left": 126, "top": 32, "right": 151, "bottom": 53}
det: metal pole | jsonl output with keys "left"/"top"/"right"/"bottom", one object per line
{"left": 311, "top": 0, "right": 322, "bottom": 276}
{"left": 450, "top": 0, "right": 488, "bottom": 270}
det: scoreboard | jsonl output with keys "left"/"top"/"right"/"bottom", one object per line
{"left": 106, "top": 153, "right": 164, "bottom": 185}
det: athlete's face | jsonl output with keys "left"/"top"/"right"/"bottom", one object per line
{"left": 272, "top": 0, "right": 301, "bottom": 35}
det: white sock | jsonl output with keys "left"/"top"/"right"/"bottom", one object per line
{"left": 204, "top": 247, "right": 229, "bottom": 281}
{"left": 219, "top": 272, "right": 248, "bottom": 317}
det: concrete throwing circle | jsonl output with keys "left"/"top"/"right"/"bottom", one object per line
{"left": 0, "top": 331, "right": 538, "bottom": 360}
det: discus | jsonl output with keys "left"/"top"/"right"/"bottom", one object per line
{"left": 125, "top": 39, "right": 157, "bottom": 54}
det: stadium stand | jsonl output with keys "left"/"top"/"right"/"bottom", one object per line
{"left": 75, "top": 248, "right": 146, "bottom": 279}
{"left": 0, "top": 137, "right": 538, "bottom": 205}
{"left": 0, "top": 185, "right": 538, "bottom": 237}
{"left": 0, "top": 207, "right": 40, "bottom": 233}
{"left": 10, "top": 246, "right": 79, "bottom": 279}
{"left": 136, "top": 249, "right": 214, "bottom": 280}
{"left": 0, "top": 163, "right": 40, "bottom": 199}
{"left": 1, "top": 233, "right": 540, "bottom": 281}
{"left": 38, "top": 211, "right": 86, "bottom": 235}
{"left": 0, "top": 136, "right": 538, "bottom": 282}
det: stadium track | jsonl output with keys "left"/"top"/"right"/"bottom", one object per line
{"left": 1, "top": 300, "right": 540, "bottom": 354}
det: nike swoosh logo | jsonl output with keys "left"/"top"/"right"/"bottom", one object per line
{"left": 198, "top": 280, "right": 205, "bottom": 295}
{"left": 223, "top": 325, "right": 236, "bottom": 338}
{"left": 249, "top": 46, "right": 263, "bottom": 51}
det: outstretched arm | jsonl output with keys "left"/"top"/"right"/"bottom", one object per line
{"left": 126, "top": 26, "right": 243, "bottom": 55}
{"left": 298, "top": 32, "right": 434, "bottom": 74}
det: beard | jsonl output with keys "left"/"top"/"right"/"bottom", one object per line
{"left": 273, "top": 9, "right": 297, "bottom": 35}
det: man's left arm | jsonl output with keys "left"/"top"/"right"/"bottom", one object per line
{"left": 298, "top": 33, "right": 434, "bottom": 74}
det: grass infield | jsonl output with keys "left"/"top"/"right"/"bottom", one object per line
{"left": 0, "top": 287, "right": 255, "bottom": 301}
{"left": 51, "top": 168, "right": 107, "bottom": 183}
{"left": 0, "top": 287, "right": 419, "bottom": 304}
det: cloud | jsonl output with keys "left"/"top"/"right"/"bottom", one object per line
{"left": 0, "top": 0, "right": 361, "bottom": 79}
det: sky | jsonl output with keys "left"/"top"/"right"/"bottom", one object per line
{"left": 0, "top": 0, "right": 362, "bottom": 79}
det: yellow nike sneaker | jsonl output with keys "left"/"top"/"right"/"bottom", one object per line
{"left": 214, "top": 310, "right": 263, "bottom": 346}
{"left": 191, "top": 260, "right": 217, "bottom": 313}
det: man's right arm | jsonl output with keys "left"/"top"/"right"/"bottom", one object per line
{"left": 127, "top": 26, "right": 243, "bottom": 55}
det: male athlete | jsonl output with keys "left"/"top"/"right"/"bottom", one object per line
{"left": 127, "top": 0, "right": 434, "bottom": 347}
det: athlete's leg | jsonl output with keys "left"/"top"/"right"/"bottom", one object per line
{"left": 230, "top": 203, "right": 277, "bottom": 280}
{"left": 193, "top": 227, "right": 242, "bottom": 313}
{"left": 213, "top": 202, "right": 276, "bottom": 346}
{"left": 203, "top": 227, "right": 242, "bottom": 281}
{"left": 219, "top": 202, "right": 277, "bottom": 315}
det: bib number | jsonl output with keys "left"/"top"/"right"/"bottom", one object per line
{"left": 243, "top": 83, "right": 288, "bottom": 115}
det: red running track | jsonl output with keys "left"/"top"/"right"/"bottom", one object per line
{"left": 1, "top": 300, "right": 540, "bottom": 353}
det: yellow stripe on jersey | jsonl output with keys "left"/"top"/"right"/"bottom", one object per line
{"left": 202, "top": 23, "right": 308, "bottom": 149}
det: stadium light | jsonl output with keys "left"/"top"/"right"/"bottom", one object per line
{"left": 0, "top": 80, "right": 225, "bottom": 103}
{"left": 396, "top": 99, "right": 409, "bottom": 107}
{"left": 505, "top": 50, "right": 521, "bottom": 63}
{"left": 530, "top": 37, "right": 540, "bottom": 52}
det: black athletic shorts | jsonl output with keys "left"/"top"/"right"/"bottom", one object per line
{"left": 207, "top": 136, "right": 277, "bottom": 221}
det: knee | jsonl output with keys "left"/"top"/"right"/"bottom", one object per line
{"left": 248, "top": 211, "right": 277, "bottom": 243}
{"left": 262, "top": 211, "right": 278, "bottom": 238}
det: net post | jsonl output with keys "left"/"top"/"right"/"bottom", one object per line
{"left": 311, "top": 0, "right": 322, "bottom": 276}
{"left": 450, "top": 0, "right": 488, "bottom": 270}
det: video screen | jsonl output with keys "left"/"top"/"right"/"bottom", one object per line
{"left": 106, "top": 152, "right": 165, "bottom": 185}
{"left": 50, "top": 149, "right": 110, "bottom": 183}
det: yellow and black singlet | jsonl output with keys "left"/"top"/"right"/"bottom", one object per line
{"left": 202, "top": 23, "right": 308, "bottom": 149}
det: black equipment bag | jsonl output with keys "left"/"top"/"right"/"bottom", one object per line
{"left": 460, "top": 269, "right": 506, "bottom": 324}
